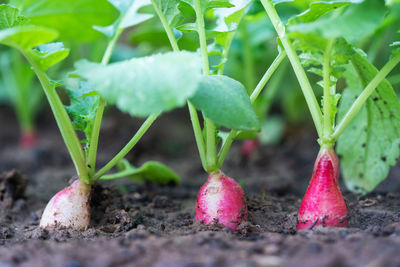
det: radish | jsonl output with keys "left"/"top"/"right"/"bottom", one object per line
{"left": 241, "top": 139, "right": 259, "bottom": 158}
{"left": 297, "top": 148, "right": 348, "bottom": 229}
{"left": 20, "top": 131, "right": 38, "bottom": 149}
{"left": 40, "top": 179, "right": 91, "bottom": 230}
{"left": 195, "top": 171, "right": 247, "bottom": 231}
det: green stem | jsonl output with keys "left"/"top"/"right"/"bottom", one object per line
{"left": 260, "top": 0, "right": 323, "bottom": 138}
{"left": 22, "top": 51, "right": 89, "bottom": 183}
{"left": 100, "top": 169, "right": 137, "bottom": 180}
{"left": 101, "top": 29, "right": 122, "bottom": 65}
{"left": 87, "top": 29, "right": 124, "bottom": 179}
{"left": 87, "top": 97, "right": 105, "bottom": 176}
{"left": 92, "top": 114, "right": 159, "bottom": 180}
{"left": 331, "top": 53, "right": 400, "bottom": 141}
{"left": 217, "top": 130, "right": 237, "bottom": 168}
{"left": 188, "top": 101, "right": 207, "bottom": 170}
{"left": 151, "top": 0, "right": 208, "bottom": 171}
{"left": 250, "top": 51, "right": 286, "bottom": 103}
{"left": 322, "top": 40, "right": 334, "bottom": 142}
{"left": 194, "top": 0, "right": 217, "bottom": 172}
{"left": 150, "top": 0, "right": 180, "bottom": 52}
{"left": 217, "top": 51, "right": 287, "bottom": 167}
{"left": 241, "top": 19, "right": 256, "bottom": 91}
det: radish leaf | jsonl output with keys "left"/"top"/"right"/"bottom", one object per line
{"left": 31, "top": 42, "right": 69, "bottom": 71}
{"left": 76, "top": 51, "right": 202, "bottom": 117}
{"left": 100, "top": 159, "right": 181, "bottom": 185}
{"left": 0, "top": 4, "right": 28, "bottom": 28}
{"left": 288, "top": 0, "right": 385, "bottom": 44}
{"left": 190, "top": 75, "right": 260, "bottom": 131}
{"left": 337, "top": 52, "right": 400, "bottom": 194}
{"left": 11, "top": 0, "right": 119, "bottom": 41}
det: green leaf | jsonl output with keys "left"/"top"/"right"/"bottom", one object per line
{"left": 182, "top": 0, "right": 234, "bottom": 11}
{"left": 336, "top": 52, "right": 400, "bottom": 194}
{"left": 391, "top": 41, "right": 400, "bottom": 56}
{"left": 101, "top": 159, "right": 181, "bottom": 185}
{"left": 95, "top": 0, "right": 153, "bottom": 38}
{"left": 11, "top": 0, "right": 119, "bottom": 41}
{"left": 153, "top": 0, "right": 185, "bottom": 28}
{"left": 76, "top": 51, "right": 202, "bottom": 117}
{"left": 65, "top": 81, "right": 100, "bottom": 149}
{"left": 0, "top": 4, "right": 28, "bottom": 29}
{"left": 190, "top": 75, "right": 260, "bottom": 131}
{"left": 287, "top": 1, "right": 359, "bottom": 25}
{"left": 0, "top": 25, "right": 58, "bottom": 49}
{"left": 288, "top": 0, "right": 385, "bottom": 44}
{"left": 30, "top": 42, "right": 69, "bottom": 70}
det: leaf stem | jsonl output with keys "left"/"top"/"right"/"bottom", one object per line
{"left": 150, "top": 0, "right": 179, "bottom": 52}
{"left": 217, "top": 51, "right": 287, "bottom": 167}
{"left": 100, "top": 169, "right": 136, "bottom": 180}
{"left": 87, "top": 97, "right": 105, "bottom": 176}
{"left": 250, "top": 51, "right": 286, "bottom": 103}
{"left": 188, "top": 101, "right": 207, "bottom": 170}
{"left": 194, "top": 0, "right": 217, "bottom": 172}
{"left": 101, "top": 29, "right": 122, "bottom": 65}
{"left": 331, "top": 53, "right": 400, "bottom": 141}
{"left": 151, "top": 0, "right": 208, "bottom": 171}
{"left": 322, "top": 40, "right": 334, "bottom": 144}
{"left": 22, "top": 51, "right": 89, "bottom": 183}
{"left": 92, "top": 114, "right": 159, "bottom": 180}
{"left": 260, "top": 0, "right": 323, "bottom": 138}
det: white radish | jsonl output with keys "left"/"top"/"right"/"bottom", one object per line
{"left": 40, "top": 179, "right": 91, "bottom": 230}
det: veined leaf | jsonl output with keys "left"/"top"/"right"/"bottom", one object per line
{"left": 190, "top": 75, "right": 260, "bottom": 131}
{"left": 288, "top": 1, "right": 361, "bottom": 25}
{"left": 181, "top": 0, "right": 234, "bottom": 11}
{"left": 336, "top": 52, "right": 400, "bottom": 194}
{"left": 101, "top": 159, "right": 181, "bottom": 185}
{"left": 0, "top": 25, "right": 58, "bottom": 49}
{"left": 76, "top": 51, "right": 202, "bottom": 117}
{"left": 11, "top": 0, "right": 119, "bottom": 41}
{"left": 31, "top": 42, "right": 69, "bottom": 70}
{"left": 65, "top": 81, "right": 100, "bottom": 150}
{"left": 288, "top": 0, "right": 385, "bottom": 44}
{"left": 0, "top": 4, "right": 28, "bottom": 29}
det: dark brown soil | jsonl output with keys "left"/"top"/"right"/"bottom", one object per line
{"left": 0, "top": 106, "right": 400, "bottom": 267}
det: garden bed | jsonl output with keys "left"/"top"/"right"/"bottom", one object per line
{"left": 0, "top": 107, "right": 399, "bottom": 267}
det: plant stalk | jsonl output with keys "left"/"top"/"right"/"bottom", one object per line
{"left": 194, "top": 0, "right": 217, "bottom": 172}
{"left": 92, "top": 114, "right": 159, "bottom": 180}
{"left": 322, "top": 40, "right": 334, "bottom": 143}
{"left": 22, "top": 51, "right": 89, "bottom": 183}
{"left": 260, "top": 0, "right": 323, "bottom": 137}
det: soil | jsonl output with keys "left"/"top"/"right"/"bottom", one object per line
{"left": 0, "top": 105, "right": 400, "bottom": 267}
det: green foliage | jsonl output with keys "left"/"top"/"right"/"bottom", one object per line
{"left": 0, "top": 4, "right": 28, "bottom": 29}
{"left": 337, "top": 52, "right": 400, "bottom": 194}
{"left": 101, "top": 159, "right": 181, "bottom": 185}
{"left": 190, "top": 75, "right": 260, "bottom": 131}
{"left": 65, "top": 81, "right": 100, "bottom": 150}
{"left": 288, "top": 0, "right": 385, "bottom": 44}
{"left": 11, "top": 0, "right": 119, "bottom": 41}
{"left": 75, "top": 51, "right": 202, "bottom": 117}
{"left": 31, "top": 43, "right": 70, "bottom": 71}
{"left": 94, "top": 0, "right": 153, "bottom": 38}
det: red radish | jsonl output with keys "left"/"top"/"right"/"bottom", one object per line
{"left": 195, "top": 171, "right": 247, "bottom": 231}
{"left": 297, "top": 148, "right": 348, "bottom": 229}
{"left": 40, "top": 179, "right": 91, "bottom": 230}
{"left": 20, "top": 131, "right": 38, "bottom": 149}
{"left": 241, "top": 139, "right": 259, "bottom": 158}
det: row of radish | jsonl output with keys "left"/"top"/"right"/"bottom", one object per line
{"left": 0, "top": 0, "right": 399, "bottom": 231}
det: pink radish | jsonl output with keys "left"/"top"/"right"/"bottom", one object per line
{"left": 297, "top": 148, "right": 348, "bottom": 229}
{"left": 241, "top": 139, "right": 259, "bottom": 158}
{"left": 20, "top": 131, "right": 38, "bottom": 149}
{"left": 195, "top": 171, "right": 247, "bottom": 231}
{"left": 40, "top": 179, "right": 91, "bottom": 230}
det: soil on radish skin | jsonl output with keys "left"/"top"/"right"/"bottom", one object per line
{"left": 0, "top": 106, "right": 400, "bottom": 267}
